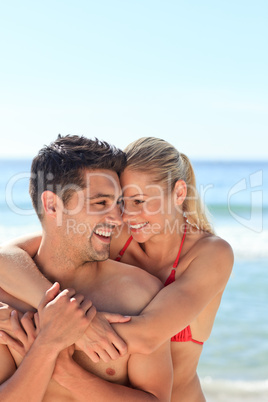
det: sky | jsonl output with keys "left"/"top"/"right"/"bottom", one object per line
{"left": 0, "top": 0, "right": 267, "bottom": 160}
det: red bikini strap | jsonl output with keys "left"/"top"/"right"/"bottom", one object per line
{"left": 172, "top": 224, "right": 187, "bottom": 268}
{"left": 115, "top": 235, "right": 133, "bottom": 261}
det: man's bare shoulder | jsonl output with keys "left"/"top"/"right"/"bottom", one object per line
{"left": 100, "top": 259, "right": 162, "bottom": 315}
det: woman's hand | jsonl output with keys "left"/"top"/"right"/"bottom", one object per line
{"left": 0, "top": 301, "right": 23, "bottom": 335}
{"left": 75, "top": 312, "right": 131, "bottom": 363}
{"left": 0, "top": 310, "right": 38, "bottom": 357}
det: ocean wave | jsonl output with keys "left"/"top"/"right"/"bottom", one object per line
{"left": 201, "top": 377, "right": 268, "bottom": 401}
{"left": 0, "top": 225, "right": 41, "bottom": 244}
{"left": 0, "top": 223, "right": 267, "bottom": 260}
{"left": 216, "top": 226, "right": 268, "bottom": 260}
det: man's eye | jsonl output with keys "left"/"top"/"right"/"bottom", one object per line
{"left": 96, "top": 201, "right": 107, "bottom": 206}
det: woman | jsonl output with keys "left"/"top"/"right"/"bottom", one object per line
{"left": 0, "top": 137, "right": 233, "bottom": 401}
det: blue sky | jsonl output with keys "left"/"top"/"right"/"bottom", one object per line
{"left": 0, "top": 0, "right": 267, "bottom": 159}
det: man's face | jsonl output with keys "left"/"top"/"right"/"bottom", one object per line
{"left": 59, "top": 169, "right": 123, "bottom": 263}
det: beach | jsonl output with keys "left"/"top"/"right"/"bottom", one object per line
{"left": 1, "top": 158, "right": 267, "bottom": 401}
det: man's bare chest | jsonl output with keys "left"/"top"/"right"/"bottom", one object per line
{"left": 73, "top": 349, "right": 129, "bottom": 385}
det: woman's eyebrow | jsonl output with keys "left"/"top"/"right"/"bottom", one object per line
{"left": 125, "top": 193, "right": 147, "bottom": 198}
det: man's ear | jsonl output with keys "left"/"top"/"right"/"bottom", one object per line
{"left": 41, "top": 191, "right": 58, "bottom": 216}
{"left": 173, "top": 180, "right": 187, "bottom": 206}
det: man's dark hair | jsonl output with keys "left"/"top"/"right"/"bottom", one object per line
{"left": 29, "top": 134, "right": 126, "bottom": 219}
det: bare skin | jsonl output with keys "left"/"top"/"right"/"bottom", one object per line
{"left": 112, "top": 169, "right": 233, "bottom": 401}
{"left": 0, "top": 169, "right": 173, "bottom": 402}
{"left": 0, "top": 282, "right": 96, "bottom": 402}
{"left": 0, "top": 168, "right": 233, "bottom": 401}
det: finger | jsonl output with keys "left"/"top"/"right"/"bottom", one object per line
{"left": 103, "top": 344, "right": 121, "bottom": 360}
{"left": 75, "top": 339, "right": 100, "bottom": 363}
{"left": 85, "top": 306, "right": 97, "bottom": 322}
{"left": 0, "top": 331, "right": 24, "bottom": 356}
{"left": 21, "top": 312, "right": 36, "bottom": 340}
{"left": 80, "top": 299, "right": 93, "bottom": 314}
{"left": 0, "top": 331, "right": 9, "bottom": 344}
{"left": 92, "top": 346, "right": 113, "bottom": 363}
{"left": 0, "top": 302, "right": 13, "bottom": 313}
{"left": 86, "top": 350, "right": 101, "bottom": 363}
{"left": 22, "top": 311, "right": 35, "bottom": 321}
{"left": 34, "top": 313, "right": 40, "bottom": 332}
{"left": 70, "top": 294, "right": 85, "bottom": 305}
{"left": 38, "top": 282, "right": 60, "bottom": 310}
{"left": 10, "top": 311, "right": 27, "bottom": 344}
{"left": 103, "top": 312, "right": 132, "bottom": 324}
{"left": 56, "top": 288, "right": 76, "bottom": 301}
{"left": 17, "top": 310, "right": 24, "bottom": 321}
{"left": 110, "top": 335, "right": 128, "bottom": 357}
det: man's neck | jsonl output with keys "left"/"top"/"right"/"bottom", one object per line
{"left": 34, "top": 234, "right": 99, "bottom": 291}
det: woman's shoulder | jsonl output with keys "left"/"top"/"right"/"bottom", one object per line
{"left": 197, "top": 232, "right": 234, "bottom": 260}
{"left": 190, "top": 232, "right": 234, "bottom": 280}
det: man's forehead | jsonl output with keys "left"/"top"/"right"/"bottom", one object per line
{"left": 83, "top": 169, "right": 121, "bottom": 192}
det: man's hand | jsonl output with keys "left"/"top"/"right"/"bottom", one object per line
{"left": 37, "top": 282, "right": 96, "bottom": 352}
{"left": 75, "top": 312, "right": 131, "bottom": 363}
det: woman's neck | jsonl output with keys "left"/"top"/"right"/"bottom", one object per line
{"left": 141, "top": 217, "right": 186, "bottom": 272}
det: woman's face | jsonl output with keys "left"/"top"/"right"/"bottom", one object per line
{"left": 120, "top": 168, "right": 179, "bottom": 243}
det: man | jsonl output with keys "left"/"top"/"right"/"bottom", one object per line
{"left": 0, "top": 283, "right": 96, "bottom": 401}
{"left": 0, "top": 135, "right": 172, "bottom": 401}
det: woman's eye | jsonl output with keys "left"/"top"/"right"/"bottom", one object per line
{"left": 134, "top": 199, "right": 145, "bottom": 205}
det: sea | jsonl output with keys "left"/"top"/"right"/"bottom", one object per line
{"left": 0, "top": 158, "right": 267, "bottom": 402}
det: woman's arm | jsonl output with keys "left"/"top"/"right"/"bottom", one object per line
{"left": 53, "top": 341, "right": 172, "bottom": 402}
{"left": 0, "top": 233, "right": 49, "bottom": 308}
{"left": 122, "top": 237, "right": 234, "bottom": 354}
{"left": 0, "top": 234, "right": 233, "bottom": 359}
{"left": 0, "top": 235, "right": 129, "bottom": 361}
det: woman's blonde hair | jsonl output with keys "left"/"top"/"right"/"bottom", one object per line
{"left": 124, "top": 137, "right": 214, "bottom": 234}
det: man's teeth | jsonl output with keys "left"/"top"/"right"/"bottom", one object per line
{"left": 130, "top": 222, "right": 148, "bottom": 229}
{"left": 95, "top": 229, "right": 112, "bottom": 237}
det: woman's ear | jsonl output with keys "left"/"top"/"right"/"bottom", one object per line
{"left": 173, "top": 180, "right": 187, "bottom": 206}
{"left": 41, "top": 191, "right": 57, "bottom": 216}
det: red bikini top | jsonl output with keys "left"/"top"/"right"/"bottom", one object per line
{"left": 115, "top": 225, "right": 203, "bottom": 345}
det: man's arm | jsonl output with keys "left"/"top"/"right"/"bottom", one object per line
{"left": 0, "top": 340, "right": 60, "bottom": 402}
{"left": 0, "top": 237, "right": 130, "bottom": 361}
{"left": 54, "top": 341, "right": 173, "bottom": 402}
{"left": 0, "top": 283, "right": 96, "bottom": 402}
{"left": 0, "top": 234, "right": 49, "bottom": 308}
